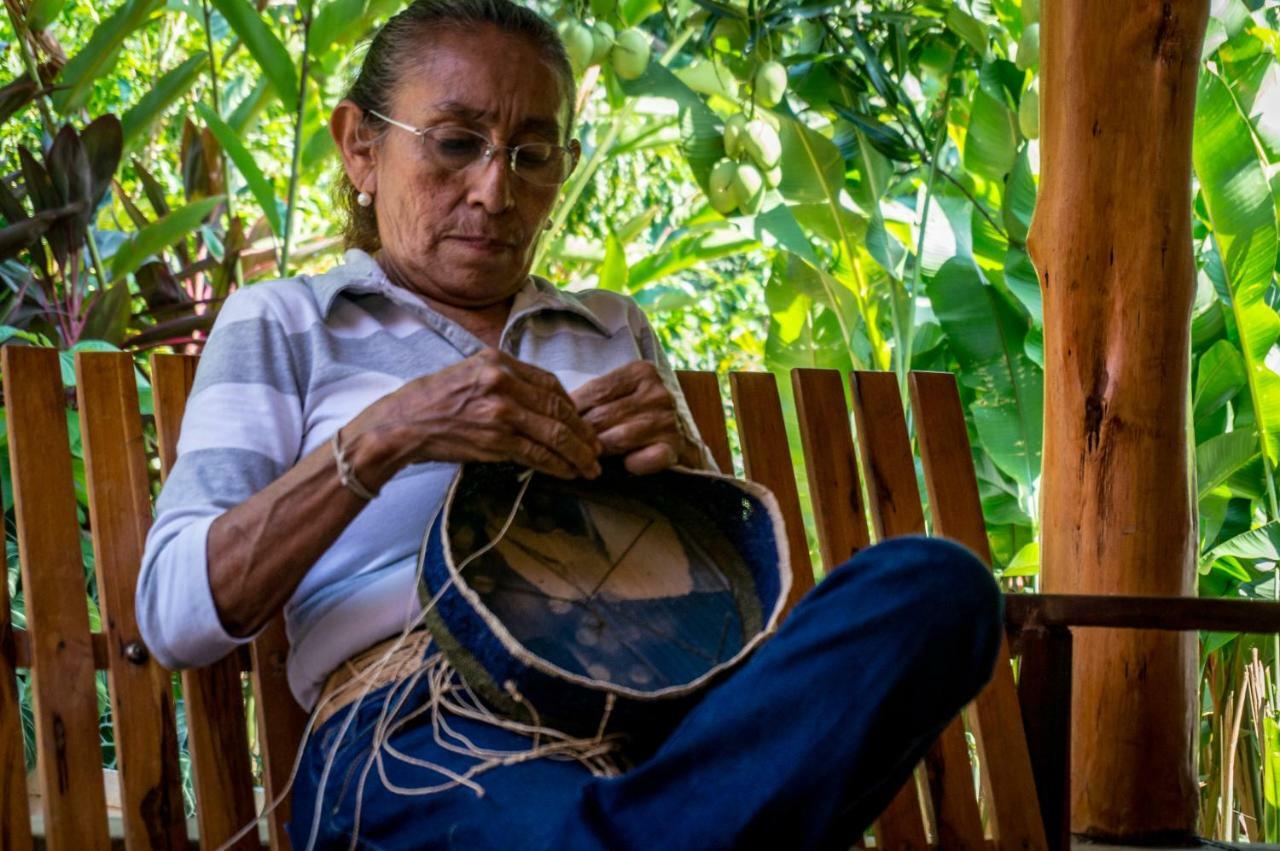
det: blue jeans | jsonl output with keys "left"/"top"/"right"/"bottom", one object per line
{"left": 287, "top": 536, "right": 1002, "bottom": 851}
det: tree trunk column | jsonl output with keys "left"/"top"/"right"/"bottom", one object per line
{"left": 1028, "top": 0, "right": 1208, "bottom": 840}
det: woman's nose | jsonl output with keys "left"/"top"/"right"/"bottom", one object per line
{"left": 465, "top": 151, "right": 516, "bottom": 213}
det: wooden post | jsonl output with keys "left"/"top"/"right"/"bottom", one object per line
{"left": 1027, "top": 0, "right": 1208, "bottom": 840}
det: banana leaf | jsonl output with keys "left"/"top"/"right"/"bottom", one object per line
{"left": 1194, "top": 69, "right": 1280, "bottom": 464}
{"left": 927, "top": 256, "right": 1043, "bottom": 489}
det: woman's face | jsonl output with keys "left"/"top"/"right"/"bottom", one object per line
{"left": 340, "top": 26, "right": 573, "bottom": 309}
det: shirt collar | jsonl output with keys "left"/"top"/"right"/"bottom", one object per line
{"left": 310, "top": 248, "right": 610, "bottom": 337}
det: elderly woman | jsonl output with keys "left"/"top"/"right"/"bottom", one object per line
{"left": 137, "top": 1, "right": 1002, "bottom": 848}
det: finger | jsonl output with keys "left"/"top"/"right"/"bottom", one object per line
{"left": 499, "top": 372, "right": 602, "bottom": 454}
{"left": 503, "top": 434, "right": 580, "bottom": 480}
{"left": 506, "top": 404, "right": 602, "bottom": 478}
{"left": 570, "top": 361, "right": 655, "bottom": 413}
{"left": 623, "top": 442, "right": 679, "bottom": 476}
{"left": 595, "top": 409, "right": 681, "bottom": 457}
{"left": 580, "top": 381, "right": 673, "bottom": 435}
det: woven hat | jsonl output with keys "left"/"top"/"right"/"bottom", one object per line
{"left": 419, "top": 461, "right": 791, "bottom": 739}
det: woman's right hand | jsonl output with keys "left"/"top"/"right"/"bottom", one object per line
{"left": 343, "top": 348, "right": 603, "bottom": 484}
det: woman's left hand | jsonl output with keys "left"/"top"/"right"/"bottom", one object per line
{"left": 571, "top": 361, "right": 704, "bottom": 475}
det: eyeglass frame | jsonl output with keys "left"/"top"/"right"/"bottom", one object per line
{"left": 365, "top": 109, "right": 580, "bottom": 187}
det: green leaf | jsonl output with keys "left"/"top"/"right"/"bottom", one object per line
{"left": 310, "top": 0, "right": 366, "bottom": 57}
{"left": 1201, "top": 520, "right": 1280, "bottom": 566}
{"left": 209, "top": 0, "right": 300, "bottom": 111}
{"left": 1266, "top": 717, "right": 1280, "bottom": 821}
{"left": 26, "top": 0, "right": 68, "bottom": 31}
{"left": 619, "top": 63, "right": 721, "bottom": 190}
{"left": 965, "top": 83, "right": 1018, "bottom": 182}
{"left": 195, "top": 102, "right": 282, "bottom": 237}
{"left": 927, "top": 257, "right": 1043, "bottom": 489}
{"left": 51, "top": 0, "right": 164, "bottom": 113}
{"left": 1196, "top": 429, "right": 1259, "bottom": 499}
{"left": 1194, "top": 339, "right": 1247, "bottom": 422}
{"left": 627, "top": 225, "right": 757, "bottom": 289}
{"left": 831, "top": 106, "right": 915, "bottom": 162}
{"left": 1194, "top": 70, "right": 1280, "bottom": 462}
{"left": 946, "top": 6, "right": 988, "bottom": 57}
{"left": 777, "top": 117, "right": 845, "bottom": 206}
{"left": 120, "top": 52, "right": 208, "bottom": 149}
{"left": 109, "top": 196, "right": 223, "bottom": 281}
{"left": 1002, "top": 146, "right": 1036, "bottom": 243}
{"left": 598, "top": 231, "right": 627, "bottom": 292}
{"left": 1003, "top": 541, "right": 1039, "bottom": 577}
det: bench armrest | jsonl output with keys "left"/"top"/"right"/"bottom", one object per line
{"left": 1004, "top": 593, "right": 1280, "bottom": 634}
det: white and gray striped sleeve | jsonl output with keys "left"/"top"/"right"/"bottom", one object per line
{"left": 136, "top": 283, "right": 307, "bottom": 670}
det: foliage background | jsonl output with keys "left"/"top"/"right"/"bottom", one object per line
{"left": 3, "top": 0, "right": 1280, "bottom": 839}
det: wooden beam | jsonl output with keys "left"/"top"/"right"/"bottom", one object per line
{"left": 1028, "top": 0, "right": 1209, "bottom": 839}
{"left": 1006, "top": 594, "right": 1280, "bottom": 633}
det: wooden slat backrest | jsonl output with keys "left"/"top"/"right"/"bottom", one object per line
{"left": 1, "top": 346, "right": 111, "bottom": 850}
{"left": 76, "top": 351, "right": 188, "bottom": 850}
{"left": 790, "top": 369, "right": 870, "bottom": 571}
{"left": 848, "top": 371, "right": 987, "bottom": 850}
{"left": 728, "top": 372, "right": 815, "bottom": 610}
{"left": 151, "top": 353, "right": 261, "bottom": 850}
{"left": 910, "top": 371, "right": 1048, "bottom": 851}
{"left": 0, "top": 475, "right": 32, "bottom": 851}
{"left": 791, "top": 368, "right": 926, "bottom": 848}
{"left": 675, "top": 370, "right": 734, "bottom": 474}
{"left": 250, "top": 618, "right": 306, "bottom": 850}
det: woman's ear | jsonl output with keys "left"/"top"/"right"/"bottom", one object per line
{"left": 331, "top": 99, "right": 378, "bottom": 195}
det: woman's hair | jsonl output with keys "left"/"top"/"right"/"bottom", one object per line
{"left": 337, "top": 0, "right": 576, "bottom": 253}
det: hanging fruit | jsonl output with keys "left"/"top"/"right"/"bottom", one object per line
{"left": 731, "top": 162, "right": 765, "bottom": 215}
{"left": 611, "top": 28, "right": 651, "bottom": 80}
{"left": 741, "top": 118, "right": 781, "bottom": 170}
{"left": 590, "top": 22, "right": 616, "bottom": 66}
{"left": 559, "top": 21, "right": 596, "bottom": 75}
{"left": 709, "top": 159, "right": 740, "bottom": 214}
{"left": 753, "top": 60, "right": 788, "bottom": 107}
{"left": 723, "top": 113, "right": 747, "bottom": 158}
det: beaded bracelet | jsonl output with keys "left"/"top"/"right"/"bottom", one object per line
{"left": 331, "top": 428, "right": 379, "bottom": 500}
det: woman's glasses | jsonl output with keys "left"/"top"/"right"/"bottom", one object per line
{"left": 368, "top": 110, "right": 577, "bottom": 188}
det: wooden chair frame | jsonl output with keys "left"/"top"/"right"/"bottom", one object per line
{"left": 5, "top": 345, "right": 1280, "bottom": 850}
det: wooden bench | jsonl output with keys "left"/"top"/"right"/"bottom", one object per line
{"left": 6, "top": 345, "right": 1280, "bottom": 850}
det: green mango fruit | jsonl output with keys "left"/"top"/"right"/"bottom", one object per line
{"left": 590, "top": 22, "right": 615, "bottom": 65}
{"left": 611, "top": 28, "right": 651, "bottom": 80}
{"left": 731, "top": 162, "right": 765, "bottom": 215}
{"left": 742, "top": 118, "right": 781, "bottom": 169}
{"left": 753, "top": 60, "right": 788, "bottom": 107}
{"left": 560, "top": 21, "right": 596, "bottom": 75}
{"left": 723, "top": 113, "right": 748, "bottom": 158}
{"left": 708, "top": 159, "right": 739, "bottom": 215}
{"left": 711, "top": 17, "right": 748, "bottom": 52}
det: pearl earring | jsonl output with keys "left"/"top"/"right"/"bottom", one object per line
{"left": 357, "top": 191, "right": 373, "bottom": 207}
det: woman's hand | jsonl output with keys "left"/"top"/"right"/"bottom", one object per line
{"left": 571, "top": 361, "right": 703, "bottom": 475}
{"left": 346, "top": 348, "right": 603, "bottom": 483}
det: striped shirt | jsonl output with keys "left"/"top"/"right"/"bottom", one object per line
{"left": 136, "top": 248, "right": 713, "bottom": 709}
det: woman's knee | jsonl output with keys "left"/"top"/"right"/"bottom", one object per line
{"left": 829, "top": 536, "right": 1003, "bottom": 669}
